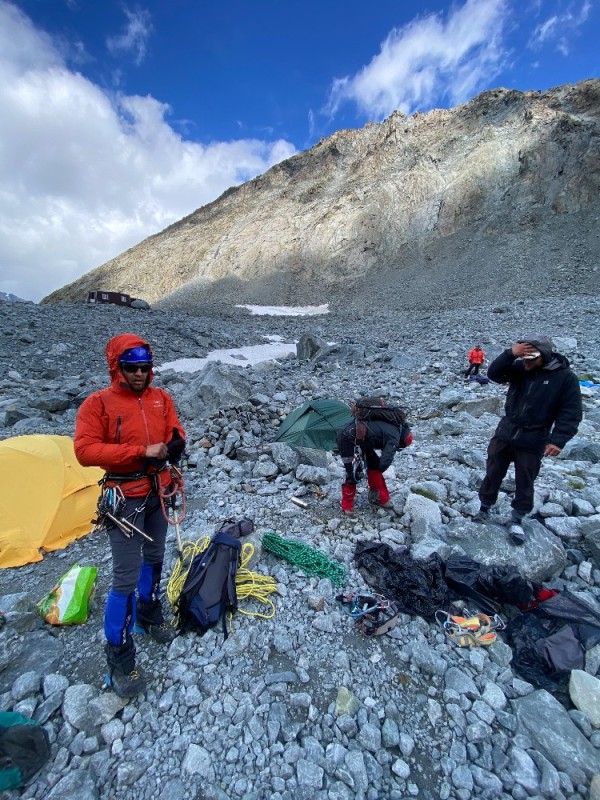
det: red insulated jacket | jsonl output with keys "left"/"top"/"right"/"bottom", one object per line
{"left": 468, "top": 348, "right": 485, "bottom": 365}
{"left": 74, "top": 333, "right": 185, "bottom": 497}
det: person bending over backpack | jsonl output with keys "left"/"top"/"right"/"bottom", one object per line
{"left": 74, "top": 334, "right": 186, "bottom": 698}
{"left": 336, "top": 419, "right": 412, "bottom": 514}
{"left": 472, "top": 335, "right": 581, "bottom": 545}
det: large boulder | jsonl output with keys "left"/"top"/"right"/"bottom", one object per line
{"left": 444, "top": 518, "right": 567, "bottom": 582}
{"left": 179, "top": 362, "right": 253, "bottom": 418}
{"left": 513, "top": 690, "right": 600, "bottom": 781}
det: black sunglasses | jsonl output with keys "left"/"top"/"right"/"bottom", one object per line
{"left": 121, "top": 363, "right": 152, "bottom": 374}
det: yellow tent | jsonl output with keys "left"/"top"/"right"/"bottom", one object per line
{"left": 0, "top": 435, "right": 104, "bottom": 568}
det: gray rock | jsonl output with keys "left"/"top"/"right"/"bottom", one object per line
{"left": 445, "top": 517, "right": 567, "bottom": 582}
{"left": 513, "top": 689, "right": 600, "bottom": 780}
{"left": 62, "top": 684, "right": 101, "bottom": 733}
{"left": 569, "top": 670, "right": 600, "bottom": 726}
{"left": 46, "top": 771, "right": 99, "bottom": 800}
{"left": 562, "top": 440, "right": 600, "bottom": 463}
{"left": 0, "top": 631, "right": 62, "bottom": 693}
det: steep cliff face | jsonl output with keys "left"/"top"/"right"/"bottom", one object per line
{"left": 44, "top": 80, "right": 600, "bottom": 309}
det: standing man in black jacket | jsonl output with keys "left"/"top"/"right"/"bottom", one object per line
{"left": 473, "top": 335, "right": 582, "bottom": 544}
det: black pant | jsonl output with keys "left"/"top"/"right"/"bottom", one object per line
{"left": 107, "top": 495, "right": 168, "bottom": 594}
{"left": 478, "top": 437, "right": 542, "bottom": 516}
{"left": 465, "top": 362, "right": 480, "bottom": 377}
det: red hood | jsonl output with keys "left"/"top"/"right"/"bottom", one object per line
{"left": 105, "top": 333, "right": 154, "bottom": 388}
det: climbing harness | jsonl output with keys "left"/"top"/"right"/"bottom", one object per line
{"left": 351, "top": 445, "right": 365, "bottom": 483}
{"left": 337, "top": 591, "right": 402, "bottom": 637}
{"left": 94, "top": 464, "right": 186, "bottom": 548}
{"left": 262, "top": 531, "right": 348, "bottom": 587}
{"left": 435, "top": 608, "right": 505, "bottom": 648}
{"left": 93, "top": 485, "right": 153, "bottom": 542}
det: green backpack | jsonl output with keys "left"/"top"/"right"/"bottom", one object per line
{"left": 0, "top": 711, "right": 51, "bottom": 790}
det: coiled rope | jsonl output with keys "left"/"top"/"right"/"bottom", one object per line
{"left": 166, "top": 536, "right": 277, "bottom": 627}
{"left": 236, "top": 542, "right": 277, "bottom": 620}
{"left": 262, "top": 531, "right": 348, "bottom": 587}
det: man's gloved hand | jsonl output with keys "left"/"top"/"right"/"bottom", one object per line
{"left": 166, "top": 428, "right": 186, "bottom": 464}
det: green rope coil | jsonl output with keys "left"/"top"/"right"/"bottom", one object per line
{"left": 262, "top": 531, "right": 348, "bottom": 587}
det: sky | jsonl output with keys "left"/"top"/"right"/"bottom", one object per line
{"left": 0, "top": 0, "right": 597, "bottom": 302}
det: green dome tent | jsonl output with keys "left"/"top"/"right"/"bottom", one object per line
{"left": 275, "top": 399, "right": 353, "bottom": 451}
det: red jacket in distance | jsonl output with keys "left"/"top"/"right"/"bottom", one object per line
{"left": 74, "top": 333, "right": 185, "bottom": 497}
{"left": 468, "top": 348, "right": 485, "bottom": 365}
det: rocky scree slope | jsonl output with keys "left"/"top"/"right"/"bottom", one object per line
{"left": 43, "top": 79, "right": 600, "bottom": 313}
{"left": 1, "top": 296, "right": 600, "bottom": 800}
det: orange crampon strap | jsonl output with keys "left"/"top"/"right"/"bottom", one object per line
{"left": 159, "top": 465, "right": 186, "bottom": 525}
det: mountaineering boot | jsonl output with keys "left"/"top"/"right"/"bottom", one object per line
{"left": 367, "top": 470, "right": 391, "bottom": 507}
{"left": 472, "top": 506, "right": 490, "bottom": 523}
{"left": 104, "top": 638, "right": 146, "bottom": 698}
{"left": 135, "top": 599, "right": 177, "bottom": 644}
{"left": 509, "top": 511, "right": 526, "bottom": 545}
{"left": 341, "top": 481, "right": 357, "bottom": 514}
{"left": 509, "top": 524, "right": 526, "bottom": 546}
{"left": 368, "top": 488, "right": 380, "bottom": 505}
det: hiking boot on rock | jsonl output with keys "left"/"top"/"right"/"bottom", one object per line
{"left": 472, "top": 506, "right": 490, "bottom": 523}
{"left": 509, "top": 524, "right": 526, "bottom": 546}
{"left": 368, "top": 488, "right": 380, "bottom": 505}
{"left": 105, "top": 639, "right": 147, "bottom": 698}
{"left": 135, "top": 599, "right": 177, "bottom": 644}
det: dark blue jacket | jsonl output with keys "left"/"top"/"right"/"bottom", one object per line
{"left": 488, "top": 348, "right": 582, "bottom": 453}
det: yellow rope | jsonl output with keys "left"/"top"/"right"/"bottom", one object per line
{"left": 166, "top": 535, "right": 210, "bottom": 617}
{"left": 166, "top": 536, "right": 277, "bottom": 627}
{"left": 236, "top": 542, "right": 277, "bottom": 620}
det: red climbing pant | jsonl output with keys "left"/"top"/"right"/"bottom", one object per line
{"left": 367, "top": 470, "right": 390, "bottom": 505}
{"left": 341, "top": 481, "right": 357, "bottom": 511}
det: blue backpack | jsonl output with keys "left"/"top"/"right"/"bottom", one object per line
{"left": 176, "top": 519, "right": 252, "bottom": 637}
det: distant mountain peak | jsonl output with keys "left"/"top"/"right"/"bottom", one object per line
{"left": 0, "top": 291, "right": 28, "bottom": 303}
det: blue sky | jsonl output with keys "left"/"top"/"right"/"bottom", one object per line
{"left": 0, "top": 0, "right": 597, "bottom": 301}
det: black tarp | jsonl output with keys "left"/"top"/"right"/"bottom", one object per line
{"left": 354, "top": 542, "right": 450, "bottom": 620}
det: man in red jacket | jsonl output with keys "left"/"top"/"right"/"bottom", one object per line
{"left": 75, "top": 334, "right": 186, "bottom": 697}
{"left": 464, "top": 345, "right": 485, "bottom": 378}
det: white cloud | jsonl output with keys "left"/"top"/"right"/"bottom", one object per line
{"left": 528, "top": 0, "right": 592, "bottom": 55}
{"left": 325, "top": 0, "right": 509, "bottom": 119}
{"left": 0, "top": 2, "right": 296, "bottom": 301}
{"left": 106, "top": 6, "right": 153, "bottom": 66}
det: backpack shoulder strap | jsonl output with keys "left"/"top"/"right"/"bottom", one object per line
{"left": 354, "top": 420, "right": 367, "bottom": 444}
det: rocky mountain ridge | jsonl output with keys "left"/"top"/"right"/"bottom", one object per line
{"left": 43, "top": 79, "right": 600, "bottom": 312}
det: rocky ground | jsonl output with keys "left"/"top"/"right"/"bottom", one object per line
{"left": 1, "top": 292, "right": 600, "bottom": 800}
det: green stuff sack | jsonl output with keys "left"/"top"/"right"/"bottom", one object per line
{"left": 37, "top": 563, "right": 97, "bottom": 624}
{"left": 0, "top": 712, "right": 51, "bottom": 790}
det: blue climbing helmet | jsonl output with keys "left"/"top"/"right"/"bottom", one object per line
{"left": 119, "top": 345, "right": 152, "bottom": 364}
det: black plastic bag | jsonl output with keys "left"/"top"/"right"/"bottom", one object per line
{"left": 505, "top": 590, "right": 600, "bottom": 705}
{"left": 354, "top": 542, "right": 450, "bottom": 621}
{"left": 443, "top": 556, "right": 538, "bottom": 614}
{"left": 533, "top": 591, "right": 600, "bottom": 649}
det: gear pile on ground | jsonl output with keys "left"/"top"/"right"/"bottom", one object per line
{"left": 0, "top": 293, "right": 600, "bottom": 800}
